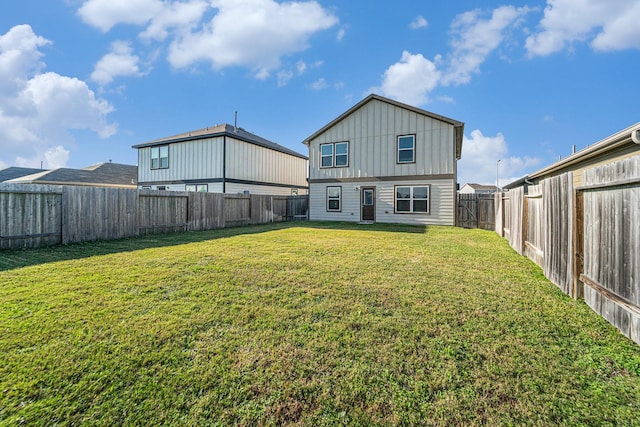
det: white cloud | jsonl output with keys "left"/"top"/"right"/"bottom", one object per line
{"left": 458, "top": 129, "right": 541, "bottom": 187}
{"left": 526, "top": 0, "right": 640, "bottom": 56}
{"left": 337, "top": 28, "right": 346, "bottom": 41}
{"left": 77, "top": 0, "right": 164, "bottom": 32}
{"left": 310, "top": 78, "right": 328, "bottom": 90}
{"left": 369, "top": 51, "right": 441, "bottom": 105}
{"left": 0, "top": 25, "right": 116, "bottom": 169}
{"left": 140, "top": 0, "right": 209, "bottom": 41}
{"left": 91, "top": 41, "right": 144, "bottom": 85}
{"left": 296, "top": 60, "right": 307, "bottom": 74}
{"left": 409, "top": 15, "right": 428, "bottom": 30}
{"left": 443, "top": 6, "right": 532, "bottom": 85}
{"left": 167, "top": 0, "right": 337, "bottom": 78}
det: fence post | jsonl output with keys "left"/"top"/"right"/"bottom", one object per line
{"left": 573, "top": 190, "right": 584, "bottom": 300}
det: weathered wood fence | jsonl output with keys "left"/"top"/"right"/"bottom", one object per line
{"left": 496, "top": 155, "right": 640, "bottom": 345}
{"left": 0, "top": 183, "right": 308, "bottom": 250}
{"left": 456, "top": 193, "right": 496, "bottom": 230}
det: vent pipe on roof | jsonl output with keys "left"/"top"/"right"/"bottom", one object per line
{"left": 234, "top": 111, "right": 238, "bottom": 132}
{"left": 632, "top": 128, "right": 640, "bottom": 144}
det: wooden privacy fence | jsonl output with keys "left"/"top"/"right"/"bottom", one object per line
{"left": 0, "top": 183, "right": 308, "bottom": 250}
{"left": 496, "top": 155, "right": 640, "bottom": 345}
{"left": 456, "top": 193, "right": 496, "bottom": 230}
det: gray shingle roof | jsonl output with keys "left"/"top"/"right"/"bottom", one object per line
{"left": 133, "top": 123, "right": 307, "bottom": 160}
{"left": 0, "top": 167, "right": 47, "bottom": 182}
{"left": 6, "top": 162, "right": 137, "bottom": 187}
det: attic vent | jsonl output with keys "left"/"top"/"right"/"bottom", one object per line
{"left": 632, "top": 128, "right": 640, "bottom": 144}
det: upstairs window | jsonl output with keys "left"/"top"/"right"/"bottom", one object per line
{"left": 397, "top": 135, "right": 415, "bottom": 164}
{"left": 395, "top": 185, "right": 429, "bottom": 213}
{"left": 320, "top": 142, "right": 349, "bottom": 168}
{"left": 151, "top": 145, "right": 169, "bottom": 169}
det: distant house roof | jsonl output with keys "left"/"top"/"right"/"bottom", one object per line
{"left": 302, "top": 94, "right": 465, "bottom": 159}
{"left": 0, "top": 167, "right": 47, "bottom": 182}
{"left": 461, "top": 183, "right": 498, "bottom": 192}
{"left": 6, "top": 162, "right": 138, "bottom": 188}
{"left": 133, "top": 123, "right": 307, "bottom": 160}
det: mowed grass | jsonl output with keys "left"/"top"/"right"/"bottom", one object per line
{"left": 1, "top": 222, "right": 639, "bottom": 426}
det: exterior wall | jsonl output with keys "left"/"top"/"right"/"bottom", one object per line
{"left": 141, "top": 182, "right": 224, "bottom": 193}
{"left": 225, "top": 182, "right": 308, "bottom": 196}
{"left": 137, "top": 137, "right": 224, "bottom": 183}
{"left": 226, "top": 137, "right": 308, "bottom": 187}
{"left": 308, "top": 98, "right": 455, "bottom": 180}
{"left": 309, "top": 179, "right": 456, "bottom": 226}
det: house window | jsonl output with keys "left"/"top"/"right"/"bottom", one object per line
{"left": 151, "top": 145, "right": 169, "bottom": 169}
{"left": 157, "top": 186, "right": 168, "bottom": 191}
{"left": 186, "top": 184, "right": 208, "bottom": 192}
{"left": 326, "top": 186, "right": 341, "bottom": 212}
{"left": 397, "top": 135, "right": 415, "bottom": 164}
{"left": 320, "top": 142, "right": 349, "bottom": 168}
{"left": 395, "top": 185, "right": 429, "bottom": 213}
{"left": 141, "top": 186, "right": 151, "bottom": 190}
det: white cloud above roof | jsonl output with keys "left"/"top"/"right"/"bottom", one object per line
{"left": 526, "top": 0, "right": 640, "bottom": 56}
{"left": 0, "top": 25, "right": 115, "bottom": 168}
{"left": 91, "top": 41, "right": 145, "bottom": 85}
{"left": 167, "top": 0, "right": 337, "bottom": 77}
{"left": 409, "top": 15, "right": 428, "bottom": 30}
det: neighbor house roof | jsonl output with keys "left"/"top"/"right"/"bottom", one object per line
{"left": 6, "top": 162, "right": 138, "bottom": 187}
{"left": 504, "top": 122, "right": 640, "bottom": 189}
{"left": 302, "top": 94, "right": 465, "bottom": 159}
{"left": 462, "top": 183, "right": 498, "bottom": 191}
{"left": 133, "top": 123, "right": 307, "bottom": 160}
{"left": 0, "top": 167, "right": 47, "bottom": 182}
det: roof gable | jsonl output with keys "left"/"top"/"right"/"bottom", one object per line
{"left": 302, "top": 94, "right": 464, "bottom": 159}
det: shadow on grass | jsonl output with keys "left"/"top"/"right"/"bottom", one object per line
{"left": 0, "top": 221, "right": 429, "bottom": 272}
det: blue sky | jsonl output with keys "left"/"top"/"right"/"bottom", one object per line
{"left": 1, "top": 0, "right": 639, "bottom": 186}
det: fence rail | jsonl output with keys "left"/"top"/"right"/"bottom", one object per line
{"left": 0, "top": 183, "right": 308, "bottom": 250}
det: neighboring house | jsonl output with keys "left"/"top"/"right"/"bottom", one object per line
{"left": 133, "top": 124, "right": 308, "bottom": 195}
{"left": 0, "top": 167, "right": 47, "bottom": 183}
{"left": 459, "top": 183, "right": 498, "bottom": 194}
{"left": 303, "top": 94, "right": 464, "bottom": 225}
{"left": 5, "top": 162, "right": 137, "bottom": 188}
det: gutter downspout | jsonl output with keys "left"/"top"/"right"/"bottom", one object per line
{"left": 223, "top": 135, "right": 227, "bottom": 193}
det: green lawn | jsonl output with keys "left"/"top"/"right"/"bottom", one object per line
{"left": 1, "top": 222, "right": 639, "bottom": 426}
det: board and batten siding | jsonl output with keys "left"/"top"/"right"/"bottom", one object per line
{"left": 308, "top": 99, "right": 455, "bottom": 180}
{"left": 137, "top": 137, "right": 224, "bottom": 183}
{"left": 225, "top": 182, "right": 307, "bottom": 196}
{"left": 309, "top": 179, "right": 455, "bottom": 225}
{"left": 225, "top": 137, "right": 308, "bottom": 188}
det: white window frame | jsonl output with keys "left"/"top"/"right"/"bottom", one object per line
{"left": 326, "top": 186, "right": 342, "bottom": 212}
{"left": 186, "top": 184, "right": 208, "bottom": 192}
{"left": 395, "top": 185, "right": 430, "bottom": 213}
{"left": 397, "top": 134, "right": 416, "bottom": 164}
{"left": 151, "top": 145, "right": 169, "bottom": 169}
{"left": 320, "top": 142, "right": 349, "bottom": 168}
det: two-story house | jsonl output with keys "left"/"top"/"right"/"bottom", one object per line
{"left": 133, "top": 124, "right": 308, "bottom": 195}
{"left": 303, "top": 94, "right": 464, "bottom": 225}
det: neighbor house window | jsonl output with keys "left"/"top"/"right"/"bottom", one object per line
{"left": 141, "top": 186, "right": 151, "bottom": 190}
{"left": 397, "top": 135, "right": 415, "bottom": 163}
{"left": 320, "top": 142, "right": 349, "bottom": 168}
{"left": 186, "top": 184, "right": 208, "bottom": 192}
{"left": 326, "top": 186, "right": 342, "bottom": 212}
{"left": 395, "top": 185, "right": 429, "bottom": 213}
{"left": 151, "top": 145, "right": 169, "bottom": 169}
{"left": 157, "top": 186, "right": 168, "bottom": 191}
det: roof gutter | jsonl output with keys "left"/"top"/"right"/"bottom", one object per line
{"left": 528, "top": 122, "right": 640, "bottom": 179}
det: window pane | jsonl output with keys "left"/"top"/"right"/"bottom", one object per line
{"left": 397, "top": 200, "right": 410, "bottom": 212}
{"left": 159, "top": 146, "right": 168, "bottom": 157}
{"left": 413, "top": 200, "right": 428, "bottom": 212}
{"left": 321, "top": 144, "right": 333, "bottom": 156}
{"left": 328, "top": 199, "right": 340, "bottom": 210}
{"left": 186, "top": 185, "right": 196, "bottom": 192}
{"left": 335, "top": 154, "right": 348, "bottom": 166}
{"left": 151, "top": 158, "right": 159, "bottom": 169}
{"left": 335, "top": 142, "right": 348, "bottom": 155}
{"left": 363, "top": 190, "right": 373, "bottom": 205}
{"left": 321, "top": 156, "right": 333, "bottom": 167}
{"left": 396, "top": 187, "right": 411, "bottom": 199}
{"left": 197, "top": 185, "right": 208, "bottom": 192}
{"left": 398, "top": 136, "right": 414, "bottom": 149}
{"left": 327, "top": 187, "right": 340, "bottom": 198}
{"left": 413, "top": 186, "right": 428, "bottom": 199}
{"left": 160, "top": 157, "right": 168, "bottom": 168}
{"left": 151, "top": 147, "right": 159, "bottom": 158}
{"left": 398, "top": 149, "right": 414, "bottom": 163}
